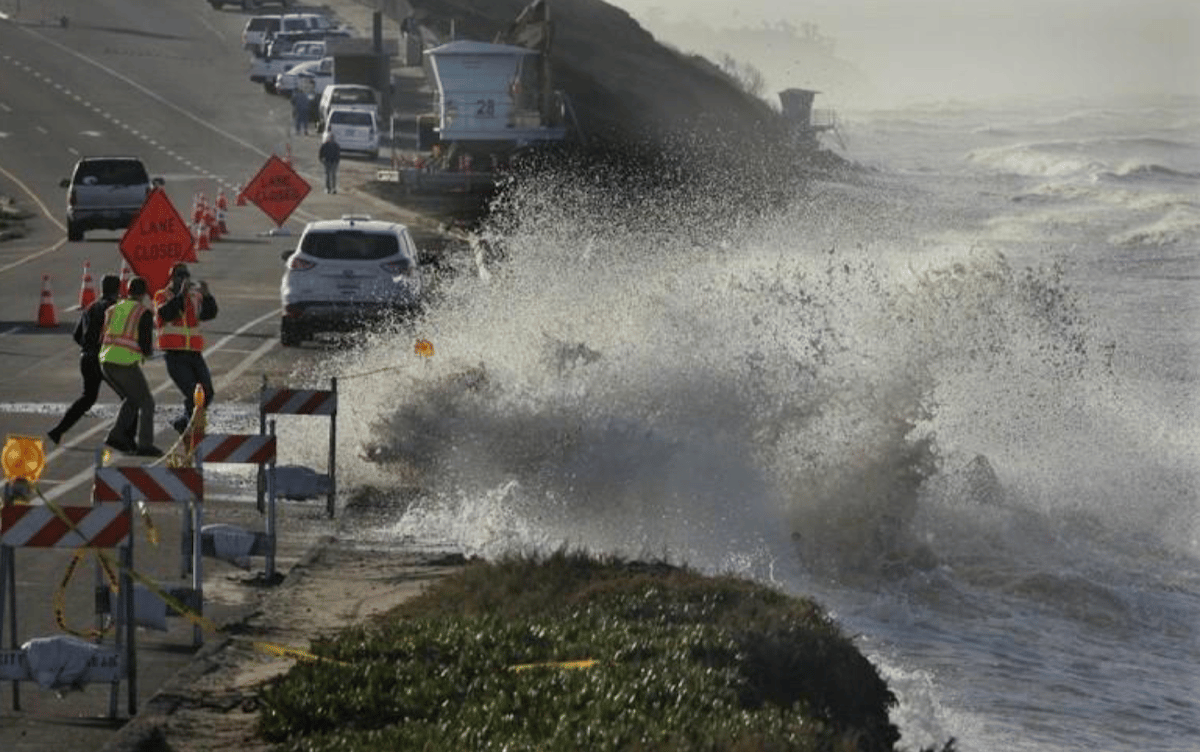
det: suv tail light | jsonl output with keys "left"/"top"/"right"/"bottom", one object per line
{"left": 381, "top": 259, "right": 412, "bottom": 275}
{"left": 288, "top": 256, "right": 317, "bottom": 271}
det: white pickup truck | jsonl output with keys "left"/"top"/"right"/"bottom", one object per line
{"left": 249, "top": 40, "right": 326, "bottom": 92}
{"left": 275, "top": 56, "right": 334, "bottom": 98}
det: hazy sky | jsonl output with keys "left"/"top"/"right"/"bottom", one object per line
{"left": 611, "top": 0, "right": 1199, "bottom": 105}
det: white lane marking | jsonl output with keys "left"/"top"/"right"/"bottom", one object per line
{"left": 41, "top": 308, "right": 282, "bottom": 502}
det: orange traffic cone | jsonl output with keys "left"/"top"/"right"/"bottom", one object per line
{"left": 196, "top": 221, "right": 210, "bottom": 251}
{"left": 235, "top": 182, "right": 247, "bottom": 207}
{"left": 37, "top": 274, "right": 57, "bottom": 327}
{"left": 216, "top": 189, "right": 229, "bottom": 234}
{"left": 78, "top": 259, "right": 96, "bottom": 309}
{"left": 205, "top": 204, "right": 220, "bottom": 242}
{"left": 193, "top": 193, "right": 204, "bottom": 225}
{"left": 118, "top": 259, "right": 131, "bottom": 297}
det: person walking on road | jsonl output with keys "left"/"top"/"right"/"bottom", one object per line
{"left": 48, "top": 273, "right": 121, "bottom": 446}
{"left": 154, "top": 263, "right": 218, "bottom": 434}
{"left": 99, "top": 277, "right": 161, "bottom": 457}
{"left": 319, "top": 130, "right": 340, "bottom": 193}
{"left": 291, "top": 87, "right": 310, "bottom": 135}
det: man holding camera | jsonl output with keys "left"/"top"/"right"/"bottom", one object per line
{"left": 154, "top": 263, "right": 218, "bottom": 434}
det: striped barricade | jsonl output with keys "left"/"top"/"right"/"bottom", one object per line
{"left": 0, "top": 497, "right": 136, "bottom": 718}
{"left": 196, "top": 433, "right": 280, "bottom": 580}
{"left": 260, "top": 377, "right": 338, "bottom": 518}
{"left": 92, "top": 466, "right": 205, "bottom": 647}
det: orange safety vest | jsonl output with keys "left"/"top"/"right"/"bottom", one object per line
{"left": 154, "top": 288, "right": 205, "bottom": 351}
{"left": 99, "top": 299, "right": 149, "bottom": 365}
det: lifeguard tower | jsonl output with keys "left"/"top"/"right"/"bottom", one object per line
{"left": 779, "top": 88, "right": 843, "bottom": 149}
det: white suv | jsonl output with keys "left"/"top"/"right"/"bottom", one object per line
{"left": 60, "top": 156, "right": 163, "bottom": 242}
{"left": 323, "top": 108, "right": 379, "bottom": 159}
{"left": 318, "top": 84, "right": 379, "bottom": 126}
{"left": 280, "top": 215, "right": 423, "bottom": 345}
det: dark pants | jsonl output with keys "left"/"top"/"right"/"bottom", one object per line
{"left": 49, "top": 353, "right": 110, "bottom": 439}
{"left": 164, "top": 349, "right": 214, "bottom": 424}
{"left": 322, "top": 160, "right": 338, "bottom": 192}
{"left": 102, "top": 362, "right": 155, "bottom": 449}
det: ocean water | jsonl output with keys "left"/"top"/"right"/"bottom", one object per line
{"left": 319, "top": 95, "right": 1200, "bottom": 751}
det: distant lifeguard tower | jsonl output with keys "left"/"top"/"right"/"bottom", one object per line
{"left": 779, "top": 88, "right": 842, "bottom": 149}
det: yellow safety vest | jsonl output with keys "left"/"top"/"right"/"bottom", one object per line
{"left": 99, "top": 299, "right": 148, "bottom": 366}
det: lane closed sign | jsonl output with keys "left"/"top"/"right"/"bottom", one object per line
{"left": 118, "top": 188, "right": 197, "bottom": 293}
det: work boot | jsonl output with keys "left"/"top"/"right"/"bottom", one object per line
{"left": 105, "top": 436, "right": 135, "bottom": 453}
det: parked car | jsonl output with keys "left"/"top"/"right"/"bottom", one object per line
{"left": 323, "top": 108, "right": 379, "bottom": 159}
{"left": 318, "top": 84, "right": 379, "bottom": 126}
{"left": 60, "top": 157, "right": 163, "bottom": 242}
{"left": 279, "top": 215, "right": 423, "bottom": 345}
{"left": 212, "top": 0, "right": 291, "bottom": 10}
{"left": 274, "top": 56, "right": 333, "bottom": 98}
{"left": 249, "top": 40, "right": 326, "bottom": 91}
{"left": 241, "top": 13, "right": 332, "bottom": 54}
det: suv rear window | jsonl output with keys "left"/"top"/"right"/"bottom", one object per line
{"left": 247, "top": 18, "right": 280, "bottom": 32}
{"left": 332, "top": 89, "right": 375, "bottom": 105}
{"left": 75, "top": 160, "right": 149, "bottom": 186}
{"left": 302, "top": 230, "right": 399, "bottom": 260}
{"left": 330, "top": 111, "right": 374, "bottom": 126}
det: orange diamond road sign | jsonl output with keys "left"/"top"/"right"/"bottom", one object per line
{"left": 119, "top": 187, "right": 196, "bottom": 293}
{"left": 243, "top": 154, "right": 310, "bottom": 227}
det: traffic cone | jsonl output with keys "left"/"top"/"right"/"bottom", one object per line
{"left": 193, "top": 193, "right": 204, "bottom": 225}
{"left": 235, "top": 181, "right": 247, "bottom": 207}
{"left": 37, "top": 274, "right": 57, "bottom": 327}
{"left": 205, "top": 203, "right": 220, "bottom": 242}
{"left": 196, "top": 221, "right": 210, "bottom": 251}
{"left": 216, "top": 189, "right": 229, "bottom": 234}
{"left": 78, "top": 260, "right": 96, "bottom": 309}
{"left": 118, "top": 259, "right": 131, "bottom": 297}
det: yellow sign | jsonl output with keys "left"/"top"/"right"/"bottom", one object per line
{"left": 2, "top": 435, "right": 45, "bottom": 483}
{"left": 414, "top": 338, "right": 435, "bottom": 357}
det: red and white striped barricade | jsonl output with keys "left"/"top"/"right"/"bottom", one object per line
{"left": 0, "top": 497, "right": 136, "bottom": 718}
{"left": 93, "top": 466, "right": 205, "bottom": 647}
{"left": 195, "top": 433, "right": 279, "bottom": 580}
{"left": 260, "top": 377, "right": 338, "bottom": 518}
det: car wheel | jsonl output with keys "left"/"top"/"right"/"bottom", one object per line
{"left": 67, "top": 222, "right": 83, "bottom": 242}
{"left": 264, "top": 82, "right": 278, "bottom": 95}
{"left": 280, "top": 320, "right": 304, "bottom": 347}
{"left": 368, "top": 150, "right": 379, "bottom": 160}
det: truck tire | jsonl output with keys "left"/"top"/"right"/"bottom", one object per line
{"left": 67, "top": 221, "right": 83, "bottom": 242}
{"left": 280, "top": 320, "right": 304, "bottom": 347}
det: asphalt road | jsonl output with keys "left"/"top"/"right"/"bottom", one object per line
{"left": 0, "top": 2, "right": 436, "bottom": 747}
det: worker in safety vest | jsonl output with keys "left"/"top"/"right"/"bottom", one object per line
{"left": 99, "top": 276, "right": 161, "bottom": 457}
{"left": 154, "top": 263, "right": 218, "bottom": 434}
{"left": 48, "top": 273, "right": 121, "bottom": 446}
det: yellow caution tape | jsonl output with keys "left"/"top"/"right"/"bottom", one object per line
{"left": 53, "top": 549, "right": 113, "bottom": 639}
{"left": 510, "top": 659, "right": 599, "bottom": 672}
{"left": 137, "top": 501, "right": 159, "bottom": 547}
{"left": 37, "top": 484, "right": 339, "bottom": 665}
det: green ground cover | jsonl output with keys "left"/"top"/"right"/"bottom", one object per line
{"left": 257, "top": 550, "right": 955, "bottom": 751}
